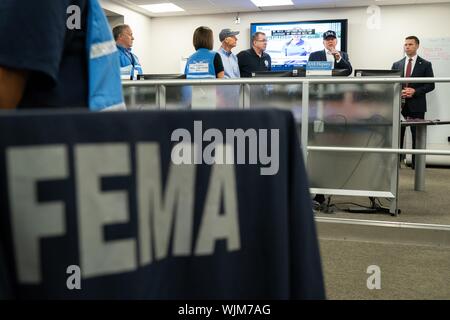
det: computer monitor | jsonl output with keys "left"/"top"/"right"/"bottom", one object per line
{"left": 354, "top": 69, "right": 402, "bottom": 77}
{"left": 137, "top": 74, "right": 186, "bottom": 80}
{"left": 251, "top": 71, "right": 293, "bottom": 77}
{"left": 250, "top": 19, "right": 348, "bottom": 71}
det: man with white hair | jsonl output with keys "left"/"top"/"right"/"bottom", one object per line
{"left": 308, "top": 30, "right": 352, "bottom": 76}
{"left": 217, "top": 28, "right": 240, "bottom": 78}
{"left": 0, "top": 0, "right": 124, "bottom": 111}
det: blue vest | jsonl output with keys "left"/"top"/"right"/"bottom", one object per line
{"left": 117, "top": 46, "right": 144, "bottom": 80}
{"left": 86, "top": 0, "right": 125, "bottom": 111}
{"left": 185, "top": 48, "right": 217, "bottom": 79}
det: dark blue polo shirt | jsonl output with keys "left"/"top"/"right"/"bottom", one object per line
{"left": 237, "top": 48, "right": 272, "bottom": 78}
{"left": 0, "top": 0, "right": 88, "bottom": 109}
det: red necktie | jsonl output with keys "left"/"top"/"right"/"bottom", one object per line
{"left": 404, "top": 58, "right": 413, "bottom": 86}
{"left": 401, "top": 58, "right": 413, "bottom": 108}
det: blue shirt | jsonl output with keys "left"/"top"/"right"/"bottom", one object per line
{"left": 218, "top": 47, "right": 240, "bottom": 78}
{"left": 0, "top": 0, "right": 88, "bottom": 109}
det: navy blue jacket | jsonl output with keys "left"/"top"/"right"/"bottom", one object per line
{"left": 391, "top": 56, "right": 435, "bottom": 113}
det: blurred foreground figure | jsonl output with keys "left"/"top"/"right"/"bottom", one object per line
{"left": 0, "top": 0, "right": 124, "bottom": 111}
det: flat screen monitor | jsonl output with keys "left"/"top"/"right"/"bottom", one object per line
{"left": 138, "top": 74, "right": 186, "bottom": 80}
{"left": 250, "top": 19, "right": 348, "bottom": 71}
{"left": 252, "top": 71, "right": 293, "bottom": 77}
{"left": 354, "top": 69, "right": 402, "bottom": 77}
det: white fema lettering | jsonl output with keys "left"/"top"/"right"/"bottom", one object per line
{"left": 171, "top": 121, "right": 280, "bottom": 176}
{"left": 7, "top": 143, "right": 240, "bottom": 284}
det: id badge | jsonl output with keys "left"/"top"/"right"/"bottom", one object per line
{"left": 132, "top": 68, "right": 139, "bottom": 80}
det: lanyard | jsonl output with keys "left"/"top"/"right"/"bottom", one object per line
{"left": 125, "top": 50, "right": 135, "bottom": 67}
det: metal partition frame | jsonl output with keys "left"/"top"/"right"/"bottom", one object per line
{"left": 123, "top": 77, "right": 450, "bottom": 215}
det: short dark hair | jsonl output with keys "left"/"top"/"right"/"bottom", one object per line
{"left": 113, "top": 24, "right": 130, "bottom": 41}
{"left": 193, "top": 26, "right": 214, "bottom": 50}
{"left": 252, "top": 32, "right": 266, "bottom": 44}
{"left": 405, "top": 35, "right": 420, "bottom": 45}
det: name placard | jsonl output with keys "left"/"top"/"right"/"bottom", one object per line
{"left": 306, "top": 61, "right": 332, "bottom": 76}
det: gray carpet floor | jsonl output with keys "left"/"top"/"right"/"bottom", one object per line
{"left": 319, "top": 239, "right": 450, "bottom": 300}
{"left": 316, "top": 167, "right": 450, "bottom": 224}
{"left": 315, "top": 167, "right": 450, "bottom": 299}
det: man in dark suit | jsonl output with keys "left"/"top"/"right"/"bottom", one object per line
{"left": 308, "top": 30, "right": 352, "bottom": 76}
{"left": 392, "top": 36, "right": 435, "bottom": 168}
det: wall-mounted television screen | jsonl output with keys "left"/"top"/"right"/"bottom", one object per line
{"left": 250, "top": 19, "right": 348, "bottom": 71}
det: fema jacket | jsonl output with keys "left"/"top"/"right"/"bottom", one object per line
{"left": 117, "top": 45, "right": 144, "bottom": 80}
{"left": 185, "top": 48, "right": 217, "bottom": 79}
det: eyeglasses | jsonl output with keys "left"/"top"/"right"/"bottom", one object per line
{"left": 255, "top": 39, "right": 267, "bottom": 43}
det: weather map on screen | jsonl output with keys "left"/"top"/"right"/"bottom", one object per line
{"left": 250, "top": 19, "right": 348, "bottom": 71}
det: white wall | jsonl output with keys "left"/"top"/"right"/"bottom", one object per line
{"left": 103, "top": 1, "right": 449, "bottom": 155}
{"left": 147, "top": 3, "right": 450, "bottom": 74}
{"left": 100, "top": 0, "right": 152, "bottom": 72}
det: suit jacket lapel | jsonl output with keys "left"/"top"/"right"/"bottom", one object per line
{"left": 411, "top": 56, "right": 423, "bottom": 77}
{"left": 322, "top": 50, "right": 327, "bottom": 61}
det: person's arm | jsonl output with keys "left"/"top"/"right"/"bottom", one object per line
{"left": 0, "top": 0, "right": 67, "bottom": 108}
{"left": 391, "top": 62, "right": 398, "bottom": 70}
{"left": 0, "top": 67, "right": 28, "bottom": 109}
{"left": 214, "top": 53, "right": 225, "bottom": 79}
{"left": 335, "top": 52, "right": 352, "bottom": 76}
{"left": 414, "top": 61, "right": 435, "bottom": 96}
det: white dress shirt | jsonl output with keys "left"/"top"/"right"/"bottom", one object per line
{"left": 404, "top": 54, "right": 418, "bottom": 77}
{"left": 325, "top": 50, "right": 335, "bottom": 67}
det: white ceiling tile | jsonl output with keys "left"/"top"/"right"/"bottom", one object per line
{"left": 118, "top": 0, "right": 450, "bottom": 17}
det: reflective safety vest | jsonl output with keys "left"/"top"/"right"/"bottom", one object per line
{"left": 185, "top": 48, "right": 216, "bottom": 79}
{"left": 117, "top": 46, "right": 144, "bottom": 80}
{"left": 87, "top": 0, "right": 125, "bottom": 111}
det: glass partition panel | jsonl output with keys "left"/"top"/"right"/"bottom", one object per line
{"left": 166, "top": 86, "right": 192, "bottom": 110}
{"left": 123, "top": 85, "right": 158, "bottom": 110}
{"left": 216, "top": 85, "right": 242, "bottom": 109}
{"left": 248, "top": 84, "right": 303, "bottom": 121}
{"left": 187, "top": 85, "right": 242, "bottom": 110}
{"left": 124, "top": 85, "right": 243, "bottom": 110}
{"left": 307, "top": 83, "right": 398, "bottom": 194}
